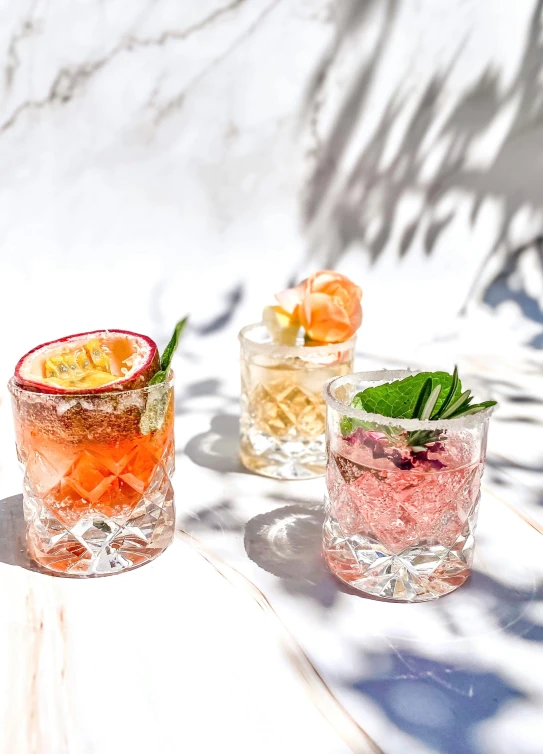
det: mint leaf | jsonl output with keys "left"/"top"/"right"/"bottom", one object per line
{"left": 340, "top": 415, "right": 376, "bottom": 436}
{"left": 340, "top": 416, "right": 354, "bottom": 436}
{"left": 353, "top": 371, "right": 462, "bottom": 420}
{"left": 351, "top": 393, "right": 364, "bottom": 411}
{"left": 160, "top": 316, "right": 188, "bottom": 372}
{"left": 148, "top": 316, "right": 188, "bottom": 386}
{"left": 148, "top": 369, "right": 168, "bottom": 386}
{"left": 342, "top": 367, "right": 495, "bottom": 453}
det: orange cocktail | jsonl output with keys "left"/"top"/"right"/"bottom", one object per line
{"left": 9, "top": 328, "right": 178, "bottom": 576}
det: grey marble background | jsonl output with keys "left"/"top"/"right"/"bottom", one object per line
{"left": 0, "top": 0, "right": 542, "bottom": 372}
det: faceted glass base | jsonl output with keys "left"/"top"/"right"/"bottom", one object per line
{"left": 240, "top": 430, "right": 325, "bottom": 480}
{"left": 25, "top": 492, "right": 174, "bottom": 576}
{"left": 323, "top": 508, "right": 476, "bottom": 602}
{"left": 24, "top": 489, "right": 175, "bottom": 576}
{"left": 22, "top": 448, "right": 175, "bottom": 577}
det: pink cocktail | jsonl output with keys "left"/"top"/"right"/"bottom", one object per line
{"left": 323, "top": 371, "right": 494, "bottom": 602}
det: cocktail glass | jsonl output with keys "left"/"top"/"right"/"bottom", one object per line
{"left": 239, "top": 323, "right": 355, "bottom": 479}
{"left": 8, "top": 375, "right": 175, "bottom": 576}
{"left": 323, "top": 370, "right": 494, "bottom": 601}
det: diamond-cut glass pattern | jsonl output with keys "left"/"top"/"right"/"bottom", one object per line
{"left": 239, "top": 337, "right": 354, "bottom": 479}
{"left": 253, "top": 379, "right": 326, "bottom": 439}
{"left": 11, "top": 382, "right": 175, "bottom": 576}
{"left": 23, "top": 440, "right": 175, "bottom": 575}
{"left": 324, "top": 501, "right": 478, "bottom": 602}
{"left": 323, "top": 430, "right": 486, "bottom": 601}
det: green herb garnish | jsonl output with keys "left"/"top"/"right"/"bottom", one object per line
{"left": 340, "top": 415, "right": 376, "bottom": 436}
{"left": 148, "top": 316, "right": 188, "bottom": 386}
{"left": 349, "top": 367, "right": 496, "bottom": 449}
{"left": 140, "top": 316, "right": 188, "bottom": 434}
{"left": 355, "top": 370, "right": 463, "bottom": 419}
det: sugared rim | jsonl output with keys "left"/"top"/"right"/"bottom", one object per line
{"left": 8, "top": 371, "right": 174, "bottom": 399}
{"left": 324, "top": 369, "right": 496, "bottom": 430}
{"left": 239, "top": 322, "right": 356, "bottom": 357}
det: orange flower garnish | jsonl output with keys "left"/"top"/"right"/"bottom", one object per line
{"left": 275, "top": 270, "right": 362, "bottom": 344}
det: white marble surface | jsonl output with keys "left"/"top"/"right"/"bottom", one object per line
{"left": 1, "top": 0, "right": 543, "bottom": 751}
{"left": 0, "top": 505, "right": 356, "bottom": 754}
{"left": 1, "top": 346, "right": 542, "bottom": 754}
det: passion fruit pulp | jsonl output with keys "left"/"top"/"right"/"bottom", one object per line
{"left": 14, "top": 330, "right": 160, "bottom": 394}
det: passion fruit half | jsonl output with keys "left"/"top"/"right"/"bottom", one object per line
{"left": 14, "top": 330, "right": 160, "bottom": 394}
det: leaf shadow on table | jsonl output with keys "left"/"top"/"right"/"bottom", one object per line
{"left": 466, "top": 571, "right": 543, "bottom": 643}
{"left": 0, "top": 494, "right": 43, "bottom": 573}
{"left": 487, "top": 454, "right": 543, "bottom": 477}
{"left": 184, "top": 413, "right": 251, "bottom": 475}
{"left": 184, "top": 499, "right": 245, "bottom": 535}
{"left": 469, "top": 370, "right": 543, "bottom": 506}
{"left": 486, "top": 456, "right": 543, "bottom": 514}
{"left": 244, "top": 503, "right": 362, "bottom": 607}
{"left": 175, "top": 380, "right": 239, "bottom": 418}
{"left": 243, "top": 502, "right": 543, "bottom": 634}
{"left": 351, "top": 648, "right": 526, "bottom": 754}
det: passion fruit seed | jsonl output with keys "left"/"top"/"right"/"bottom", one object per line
{"left": 42, "top": 338, "right": 114, "bottom": 389}
{"left": 86, "top": 339, "right": 111, "bottom": 372}
{"left": 15, "top": 329, "right": 161, "bottom": 395}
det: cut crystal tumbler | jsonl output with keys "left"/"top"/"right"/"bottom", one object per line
{"left": 323, "top": 370, "right": 494, "bottom": 601}
{"left": 9, "top": 376, "right": 175, "bottom": 576}
{"left": 239, "top": 324, "right": 355, "bottom": 479}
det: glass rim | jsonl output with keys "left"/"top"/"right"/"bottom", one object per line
{"left": 324, "top": 369, "right": 496, "bottom": 430}
{"left": 238, "top": 322, "right": 356, "bottom": 357}
{"left": 7, "top": 371, "right": 174, "bottom": 399}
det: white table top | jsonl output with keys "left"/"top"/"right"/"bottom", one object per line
{"left": 0, "top": 349, "right": 542, "bottom": 754}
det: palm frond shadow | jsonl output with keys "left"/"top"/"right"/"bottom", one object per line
{"left": 302, "top": 0, "right": 543, "bottom": 339}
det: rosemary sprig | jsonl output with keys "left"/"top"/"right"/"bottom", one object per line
{"left": 405, "top": 366, "right": 496, "bottom": 448}
{"left": 412, "top": 378, "right": 432, "bottom": 419}
{"left": 433, "top": 365, "right": 458, "bottom": 418}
